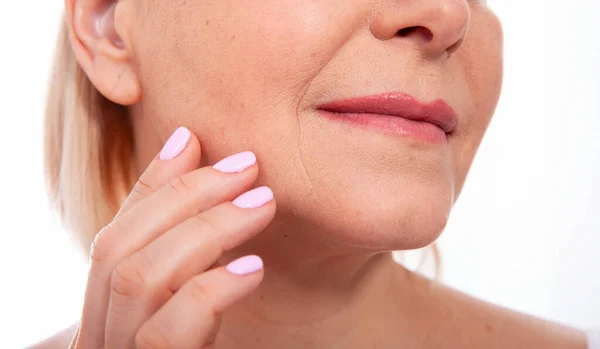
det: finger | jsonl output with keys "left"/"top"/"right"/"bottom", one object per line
{"left": 135, "top": 259, "right": 264, "bottom": 349}
{"left": 104, "top": 189, "right": 275, "bottom": 348}
{"left": 80, "top": 150, "right": 258, "bottom": 348}
{"left": 76, "top": 126, "right": 200, "bottom": 347}
{"left": 91, "top": 152, "right": 260, "bottom": 265}
{"left": 68, "top": 324, "right": 80, "bottom": 349}
{"left": 115, "top": 126, "right": 202, "bottom": 219}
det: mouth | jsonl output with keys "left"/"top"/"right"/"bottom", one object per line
{"left": 315, "top": 92, "right": 458, "bottom": 143}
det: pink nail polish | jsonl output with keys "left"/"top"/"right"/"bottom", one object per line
{"left": 159, "top": 127, "right": 191, "bottom": 160}
{"left": 226, "top": 255, "right": 263, "bottom": 275}
{"left": 232, "top": 186, "right": 274, "bottom": 209}
{"left": 212, "top": 151, "right": 256, "bottom": 173}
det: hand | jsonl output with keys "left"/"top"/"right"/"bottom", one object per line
{"left": 69, "top": 127, "right": 276, "bottom": 349}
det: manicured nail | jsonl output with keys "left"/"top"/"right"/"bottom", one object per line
{"left": 226, "top": 255, "right": 263, "bottom": 275}
{"left": 159, "top": 127, "right": 191, "bottom": 160}
{"left": 232, "top": 186, "right": 273, "bottom": 209}
{"left": 212, "top": 151, "right": 256, "bottom": 173}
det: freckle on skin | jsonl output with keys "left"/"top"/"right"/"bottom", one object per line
{"left": 484, "top": 324, "right": 493, "bottom": 333}
{"left": 205, "top": 19, "right": 209, "bottom": 25}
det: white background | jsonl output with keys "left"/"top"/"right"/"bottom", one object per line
{"left": 0, "top": 1, "right": 598, "bottom": 348}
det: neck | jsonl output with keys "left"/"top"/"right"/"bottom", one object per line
{"left": 217, "top": 217, "right": 414, "bottom": 349}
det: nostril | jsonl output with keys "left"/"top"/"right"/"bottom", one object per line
{"left": 397, "top": 26, "right": 415, "bottom": 36}
{"left": 396, "top": 26, "right": 433, "bottom": 42}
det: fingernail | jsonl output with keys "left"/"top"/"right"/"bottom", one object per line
{"left": 226, "top": 255, "right": 263, "bottom": 275}
{"left": 159, "top": 127, "right": 191, "bottom": 160}
{"left": 212, "top": 151, "right": 256, "bottom": 173}
{"left": 232, "top": 186, "right": 273, "bottom": 209}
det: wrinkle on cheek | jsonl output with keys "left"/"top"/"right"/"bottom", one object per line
{"left": 296, "top": 116, "right": 316, "bottom": 196}
{"left": 293, "top": 63, "right": 318, "bottom": 194}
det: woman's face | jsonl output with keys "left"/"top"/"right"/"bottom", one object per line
{"left": 124, "top": 0, "right": 503, "bottom": 250}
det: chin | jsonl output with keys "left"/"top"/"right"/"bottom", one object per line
{"left": 287, "top": 176, "right": 455, "bottom": 252}
{"left": 254, "top": 111, "right": 459, "bottom": 252}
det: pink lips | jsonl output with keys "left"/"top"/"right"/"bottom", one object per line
{"left": 316, "top": 92, "right": 458, "bottom": 142}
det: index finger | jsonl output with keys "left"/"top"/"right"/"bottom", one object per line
{"left": 115, "top": 126, "right": 201, "bottom": 219}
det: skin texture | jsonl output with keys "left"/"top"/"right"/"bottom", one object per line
{"left": 75, "top": 0, "right": 504, "bottom": 253}
{"left": 31, "top": 0, "right": 588, "bottom": 348}
{"left": 131, "top": 0, "right": 501, "bottom": 251}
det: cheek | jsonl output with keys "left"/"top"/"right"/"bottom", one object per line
{"left": 134, "top": 0, "right": 364, "bottom": 158}
{"left": 129, "top": 1, "right": 504, "bottom": 250}
{"left": 452, "top": 10, "right": 504, "bottom": 195}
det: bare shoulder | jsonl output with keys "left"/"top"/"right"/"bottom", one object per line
{"left": 26, "top": 323, "right": 78, "bottom": 349}
{"left": 408, "top": 272, "right": 588, "bottom": 349}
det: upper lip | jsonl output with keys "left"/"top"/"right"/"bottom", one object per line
{"left": 316, "top": 92, "right": 458, "bottom": 133}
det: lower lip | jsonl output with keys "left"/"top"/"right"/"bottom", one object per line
{"left": 316, "top": 110, "right": 448, "bottom": 143}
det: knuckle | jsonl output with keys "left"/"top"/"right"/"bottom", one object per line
{"left": 89, "top": 224, "right": 116, "bottom": 264}
{"left": 135, "top": 323, "right": 172, "bottom": 349}
{"left": 187, "top": 277, "right": 211, "bottom": 304}
{"left": 187, "top": 215, "right": 224, "bottom": 255}
{"left": 186, "top": 277, "right": 222, "bottom": 318}
{"left": 131, "top": 178, "right": 155, "bottom": 199}
{"left": 167, "top": 175, "right": 194, "bottom": 198}
{"left": 111, "top": 258, "right": 151, "bottom": 299}
{"left": 188, "top": 215, "right": 218, "bottom": 238}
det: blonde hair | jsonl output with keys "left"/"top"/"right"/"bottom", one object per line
{"left": 44, "top": 17, "right": 136, "bottom": 255}
{"left": 43, "top": 15, "right": 441, "bottom": 277}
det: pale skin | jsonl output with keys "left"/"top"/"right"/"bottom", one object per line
{"left": 32, "top": 0, "right": 588, "bottom": 348}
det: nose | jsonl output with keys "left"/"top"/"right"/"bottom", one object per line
{"left": 370, "top": 0, "right": 470, "bottom": 59}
